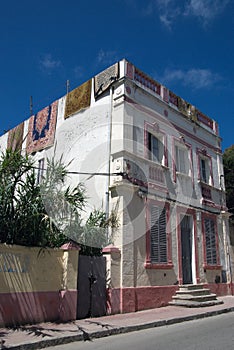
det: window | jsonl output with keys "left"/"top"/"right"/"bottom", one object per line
{"left": 175, "top": 145, "right": 189, "bottom": 175}
{"left": 36, "top": 158, "right": 45, "bottom": 184}
{"left": 147, "top": 132, "right": 163, "bottom": 163}
{"left": 204, "top": 218, "right": 217, "bottom": 265}
{"left": 200, "top": 157, "right": 211, "bottom": 184}
{"left": 197, "top": 149, "right": 213, "bottom": 186}
{"left": 133, "top": 125, "right": 143, "bottom": 155}
{"left": 150, "top": 206, "right": 167, "bottom": 264}
{"left": 200, "top": 158, "right": 207, "bottom": 182}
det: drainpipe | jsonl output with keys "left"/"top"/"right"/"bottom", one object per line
{"left": 105, "top": 86, "right": 114, "bottom": 239}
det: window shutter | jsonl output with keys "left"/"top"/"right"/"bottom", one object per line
{"left": 200, "top": 158, "right": 207, "bottom": 183}
{"left": 150, "top": 206, "right": 167, "bottom": 263}
{"left": 152, "top": 136, "right": 159, "bottom": 162}
{"left": 205, "top": 218, "right": 217, "bottom": 265}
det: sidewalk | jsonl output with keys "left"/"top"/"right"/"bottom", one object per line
{"left": 1, "top": 295, "right": 234, "bottom": 349}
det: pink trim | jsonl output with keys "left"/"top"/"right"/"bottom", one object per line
{"left": 188, "top": 141, "right": 195, "bottom": 187}
{"left": 148, "top": 181, "right": 168, "bottom": 193}
{"left": 203, "top": 265, "right": 222, "bottom": 270}
{"left": 102, "top": 244, "right": 120, "bottom": 254}
{"left": 176, "top": 207, "right": 200, "bottom": 285}
{"left": 172, "top": 136, "right": 193, "bottom": 183}
{"left": 144, "top": 262, "right": 173, "bottom": 269}
{"left": 126, "top": 63, "right": 214, "bottom": 132}
{"left": 145, "top": 200, "right": 172, "bottom": 267}
{"left": 197, "top": 111, "right": 213, "bottom": 129}
{"left": 196, "top": 147, "right": 214, "bottom": 186}
{"left": 144, "top": 121, "right": 168, "bottom": 168}
{"left": 172, "top": 137, "right": 177, "bottom": 182}
{"left": 174, "top": 123, "right": 221, "bottom": 154}
{"left": 201, "top": 199, "right": 222, "bottom": 210}
{"left": 124, "top": 97, "right": 221, "bottom": 154}
{"left": 60, "top": 242, "right": 80, "bottom": 250}
{"left": 126, "top": 62, "right": 134, "bottom": 79}
{"left": 134, "top": 68, "right": 160, "bottom": 95}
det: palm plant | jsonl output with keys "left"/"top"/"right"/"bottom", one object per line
{"left": 0, "top": 150, "right": 118, "bottom": 252}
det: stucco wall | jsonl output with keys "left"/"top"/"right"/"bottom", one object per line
{"left": 0, "top": 244, "right": 79, "bottom": 326}
{"left": 108, "top": 72, "right": 230, "bottom": 307}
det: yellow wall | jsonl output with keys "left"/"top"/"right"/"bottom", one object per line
{"left": 0, "top": 244, "right": 79, "bottom": 293}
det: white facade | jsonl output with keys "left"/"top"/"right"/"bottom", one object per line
{"left": 0, "top": 59, "right": 232, "bottom": 313}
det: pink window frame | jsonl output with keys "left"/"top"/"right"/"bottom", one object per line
{"left": 196, "top": 148, "right": 214, "bottom": 186}
{"left": 144, "top": 121, "right": 168, "bottom": 167}
{"left": 176, "top": 206, "right": 200, "bottom": 285}
{"left": 172, "top": 136, "right": 194, "bottom": 184}
{"left": 201, "top": 212, "right": 221, "bottom": 270}
{"left": 145, "top": 199, "right": 173, "bottom": 269}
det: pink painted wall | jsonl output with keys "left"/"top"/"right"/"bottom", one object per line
{"left": 107, "top": 286, "right": 179, "bottom": 314}
{"left": 0, "top": 290, "right": 78, "bottom": 327}
{"left": 205, "top": 283, "right": 233, "bottom": 297}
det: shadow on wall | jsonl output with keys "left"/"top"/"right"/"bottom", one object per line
{"left": 229, "top": 219, "right": 234, "bottom": 246}
{"left": 0, "top": 244, "right": 79, "bottom": 327}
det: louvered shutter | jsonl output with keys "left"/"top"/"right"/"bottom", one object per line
{"left": 150, "top": 206, "right": 167, "bottom": 263}
{"left": 204, "top": 218, "right": 217, "bottom": 265}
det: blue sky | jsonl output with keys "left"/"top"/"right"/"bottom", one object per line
{"left": 0, "top": 0, "right": 233, "bottom": 150}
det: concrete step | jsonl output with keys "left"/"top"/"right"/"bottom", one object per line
{"left": 169, "top": 299, "right": 223, "bottom": 308}
{"left": 179, "top": 284, "right": 205, "bottom": 291}
{"left": 175, "top": 288, "right": 211, "bottom": 296}
{"left": 169, "top": 284, "right": 223, "bottom": 308}
{"left": 172, "top": 293, "right": 218, "bottom": 302}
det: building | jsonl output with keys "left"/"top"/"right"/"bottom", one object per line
{"left": 0, "top": 59, "right": 232, "bottom": 315}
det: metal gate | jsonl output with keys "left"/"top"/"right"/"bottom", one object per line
{"left": 77, "top": 255, "right": 106, "bottom": 319}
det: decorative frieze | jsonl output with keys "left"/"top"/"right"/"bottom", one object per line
{"left": 134, "top": 68, "right": 160, "bottom": 95}
{"left": 125, "top": 61, "right": 215, "bottom": 132}
{"left": 149, "top": 165, "right": 164, "bottom": 184}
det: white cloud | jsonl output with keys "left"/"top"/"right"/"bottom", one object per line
{"left": 154, "top": 0, "right": 181, "bottom": 29}
{"left": 131, "top": 0, "right": 230, "bottom": 28}
{"left": 185, "top": 0, "right": 231, "bottom": 23}
{"left": 40, "top": 54, "right": 61, "bottom": 71}
{"left": 159, "top": 67, "right": 221, "bottom": 89}
{"left": 97, "top": 49, "right": 119, "bottom": 66}
{"left": 73, "top": 66, "right": 84, "bottom": 79}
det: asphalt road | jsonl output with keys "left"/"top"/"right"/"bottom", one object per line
{"left": 46, "top": 312, "right": 234, "bottom": 350}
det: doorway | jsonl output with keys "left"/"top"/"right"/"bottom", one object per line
{"left": 77, "top": 255, "right": 107, "bottom": 319}
{"left": 180, "top": 215, "right": 193, "bottom": 284}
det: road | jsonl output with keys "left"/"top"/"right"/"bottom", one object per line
{"left": 46, "top": 312, "right": 234, "bottom": 350}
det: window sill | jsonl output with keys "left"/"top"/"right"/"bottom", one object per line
{"left": 147, "top": 158, "right": 166, "bottom": 168}
{"left": 176, "top": 171, "right": 192, "bottom": 179}
{"left": 198, "top": 180, "right": 213, "bottom": 188}
{"left": 198, "top": 180, "right": 222, "bottom": 192}
{"left": 203, "top": 264, "right": 222, "bottom": 271}
{"left": 145, "top": 262, "right": 174, "bottom": 269}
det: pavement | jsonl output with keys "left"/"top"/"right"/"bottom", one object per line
{"left": 1, "top": 295, "right": 234, "bottom": 349}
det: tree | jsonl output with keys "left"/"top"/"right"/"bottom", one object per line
{"left": 223, "top": 145, "right": 234, "bottom": 217}
{"left": 0, "top": 150, "right": 118, "bottom": 251}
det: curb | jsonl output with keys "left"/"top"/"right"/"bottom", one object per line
{"left": 6, "top": 306, "right": 234, "bottom": 350}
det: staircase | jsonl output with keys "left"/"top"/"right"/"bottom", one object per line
{"left": 169, "top": 284, "right": 223, "bottom": 307}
